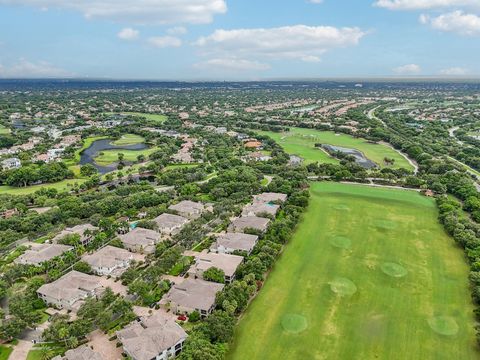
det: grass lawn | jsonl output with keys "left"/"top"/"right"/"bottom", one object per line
{"left": 111, "top": 134, "right": 145, "bottom": 146}
{"left": 228, "top": 182, "right": 478, "bottom": 360}
{"left": 0, "top": 125, "right": 10, "bottom": 134}
{"left": 258, "top": 127, "right": 414, "bottom": 170}
{"left": 26, "top": 344, "right": 65, "bottom": 360}
{"left": 0, "top": 345, "right": 12, "bottom": 360}
{"left": 0, "top": 179, "right": 86, "bottom": 195}
{"left": 94, "top": 147, "right": 158, "bottom": 166}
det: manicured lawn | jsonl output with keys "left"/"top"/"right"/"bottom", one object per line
{"left": 0, "top": 345, "right": 13, "bottom": 360}
{"left": 111, "top": 134, "right": 145, "bottom": 146}
{"left": 228, "top": 182, "right": 478, "bottom": 360}
{"left": 0, "top": 125, "right": 10, "bottom": 134}
{"left": 94, "top": 147, "right": 158, "bottom": 166}
{"left": 258, "top": 127, "right": 414, "bottom": 170}
{"left": 0, "top": 179, "right": 86, "bottom": 195}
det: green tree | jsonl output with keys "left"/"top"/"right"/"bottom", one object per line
{"left": 203, "top": 267, "right": 225, "bottom": 284}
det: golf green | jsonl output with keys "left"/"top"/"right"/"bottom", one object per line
{"left": 228, "top": 182, "right": 478, "bottom": 360}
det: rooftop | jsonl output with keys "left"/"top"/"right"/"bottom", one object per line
{"left": 117, "top": 311, "right": 187, "bottom": 360}
{"left": 190, "top": 251, "right": 244, "bottom": 278}
{"left": 14, "top": 243, "right": 73, "bottom": 265}
{"left": 211, "top": 232, "right": 259, "bottom": 253}
{"left": 161, "top": 278, "right": 224, "bottom": 312}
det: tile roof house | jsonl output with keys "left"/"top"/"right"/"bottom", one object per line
{"left": 82, "top": 246, "right": 141, "bottom": 276}
{"left": 242, "top": 202, "right": 280, "bottom": 217}
{"left": 52, "top": 345, "right": 104, "bottom": 360}
{"left": 168, "top": 200, "right": 206, "bottom": 220}
{"left": 210, "top": 233, "right": 259, "bottom": 255}
{"left": 160, "top": 278, "right": 224, "bottom": 317}
{"left": 117, "top": 311, "right": 187, "bottom": 360}
{"left": 187, "top": 251, "right": 244, "bottom": 283}
{"left": 37, "top": 271, "right": 104, "bottom": 311}
{"left": 52, "top": 224, "right": 99, "bottom": 246}
{"left": 118, "top": 227, "right": 162, "bottom": 254}
{"left": 14, "top": 243, "right": 73, "bottom": 266}
{"left": 253, "top": 192, "right": 288, "bottom": 204}
{"left": 230, "top": 216, "right": 270, "bottom": 233}
{"left": 153, "top": 213, "right": 189, "bottom": 235}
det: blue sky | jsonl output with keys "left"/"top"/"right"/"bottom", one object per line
{"left": 0, "top": 0, "right": 479, "bottom": 79}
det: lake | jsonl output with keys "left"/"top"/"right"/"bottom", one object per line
{"left": 80, "top": 138, "right": 148, "bottom": 174}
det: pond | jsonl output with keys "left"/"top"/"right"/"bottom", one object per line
{"left": 79, "top": 138, "right": 148, "bottom": 174}
{"left": 323, "top": 144, "right": 377, "bottom": 169}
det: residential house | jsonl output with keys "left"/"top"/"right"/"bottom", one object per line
{"left": 245, "top": 152, "right": 272, "bottom": 162}
{"left": 168, "top": 200, "right": 207, "bottom": 220}
{"left": 154, "top": 214, "right": 189, "bottom": 235}
{"left": 187, "top": 251, "right": 243, "bottom": 283}
{"left": 242, "top": 202, "right": 280, "bottom": 217}
{"left": 47, "top": 148, "right": 65, "bottom": 162}
{"left": 253, "top": 192, "right": 288, "bottom": 204}
{"left": 117, "top": 311, "right": 187, "bottom": 360}
{"left": 82, "top": 245, "right": 142, "bottom": 276}
{"left": 14, "top": 243, "right": 73, "bottom": 266}
{"left": 52, "top": 345, "right": 104, "bottom": 360}
{"left": 52, "top": 224, "right": 99, "bottom": 246}
{"left": 160, "top": 279, "right": 224, "bottom": 317}
{"left": 37, "top": 271, "right": 104, "bottom": 311}
{"left": 210, "top": 233, "right": 258, "bottom": 255}
{"left": 230, "top": 216, "right": 270, "bottom": 233}
{"left": 1, "top": 157, "right": 21, "bottom": 170}
{"left": 244, "top": 140, "right": 262, "bottom": 149}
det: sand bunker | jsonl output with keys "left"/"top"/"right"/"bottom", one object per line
{"left": 329, "top": 277, "right": 358, "bottom": 296}
{"left": 381, "top": 262, "right": 408, "bottom": 278}
{"left": 281, "top": 314, "right": 308, "bottom": 334}
{"left": 428, "top": 316, "right": 459, "bottom": 336}
{"left": 329, "top": 236, "right": 352, "bottom": 249}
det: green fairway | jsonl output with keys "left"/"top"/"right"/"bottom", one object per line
{"left": 0, "top": 179, "right": 86, "bottom": 195}
{"left": 228, "top": 182, "right": 478, "bottom": 360}
{"left": 258, "top": 127, "right": 414, "bottom": 170}
{"left": 111, "top": 134, "right": 145, "bottom": 146}
{"left": 94, "top": 147, "right": 157, "bottom": 166}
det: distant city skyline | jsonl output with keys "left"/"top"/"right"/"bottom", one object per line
{"left": 0, "top": 0, "right": 479, "bottom": 80}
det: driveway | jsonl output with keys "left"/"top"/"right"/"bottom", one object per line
{"left": 87, "top": 329, "right": 123, "bottom": 360}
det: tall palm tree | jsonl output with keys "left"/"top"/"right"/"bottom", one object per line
{"left": 39, "top": 346, "right": 54, "bottom": 360}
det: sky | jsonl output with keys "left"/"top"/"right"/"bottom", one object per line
{"left": 0, "top": 0, "right": 479, "bottom": 80}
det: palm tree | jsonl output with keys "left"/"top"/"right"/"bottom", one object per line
{"left": 39, "top": 346, "right": 54, "bottom": 360}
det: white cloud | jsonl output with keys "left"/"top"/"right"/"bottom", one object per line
{"left": 0, "top": 0, "right": 227, "bottom": 25}
{"left": 117, "top": 27, "right": 139, "bottom": 40}
{"left": 167, "top": 26, "right": 187, "bottom": 35}
{"left": 147, "top": 36, "right": 182, "bottom": 48}
{"left": 439, "top": 66, "right": 468, "bottom": 75}
{"left": 194, "top": 58, "right": 271, "bottom": 71}
{"left": 393, "top": 63, "right": 422, "bottom": 74}
{"left": 420, "top": 11, "right": 480, "bottom": 35}
{"left": 195, "top": 25, "right": 367, "bottom": 63}
{"left": 0, "top": 59, "right": 73, "bottom": 78}
{"left": 374, "top": 0, "right": 479, "bottom": 10}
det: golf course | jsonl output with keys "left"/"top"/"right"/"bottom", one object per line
{"left": 228, "top": 182, "right": 478, "bottom": 359}
{"left": 258, "top": 127, "right": 414, "bottom": 170}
